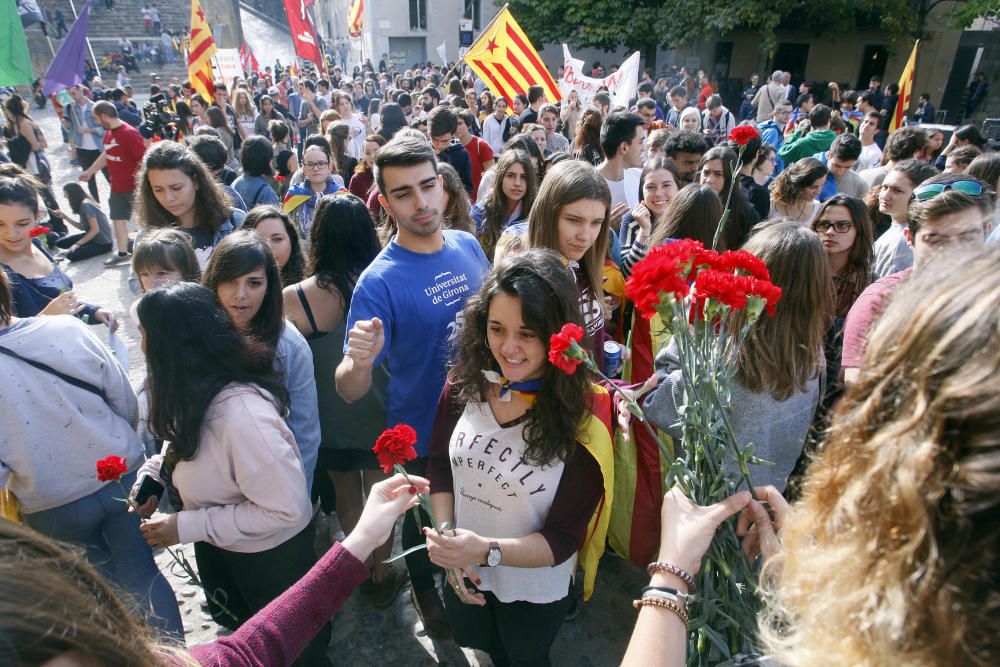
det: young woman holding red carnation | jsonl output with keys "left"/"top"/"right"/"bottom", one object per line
{"left": 643, "top": 221, "right": 831, "bottom": 493}
{"left": 424, "top": 249, "right": 614, "bottom": 666}
{"left": 0, "top": 268, "right": 181, "bottom": 639}
{"left": 130, "top": 282, "right": 329, "bottom": 664}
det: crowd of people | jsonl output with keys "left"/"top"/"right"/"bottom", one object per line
{"left": 0, "top": 53, "right": 998, "bottom": 667}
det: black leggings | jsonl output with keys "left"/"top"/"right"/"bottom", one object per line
{"left": 194, "top": 523, "right": 330, "bottom": 666}
{"left": 443, "top": 584, "right": 572, "bottom": 666}
{"left": 55, "top": 232, "right": 113, "bottom": 261}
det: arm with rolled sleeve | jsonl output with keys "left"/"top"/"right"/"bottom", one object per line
{"left": 176, "top": 398, "right": 311, "bottom": 548}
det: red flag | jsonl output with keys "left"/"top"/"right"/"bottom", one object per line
{"left": 240, "top": 42, "right": 260, "bottom": 74}
{"left": 282, "top": 0, "right": 323, "bottom": 70}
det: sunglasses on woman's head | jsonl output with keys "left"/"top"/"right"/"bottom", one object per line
{"left": 912, "top": 180, "right": 987, "bottom": 202}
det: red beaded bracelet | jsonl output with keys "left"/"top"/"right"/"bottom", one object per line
{"left": 646, "top": 561, "right": 696, "bottom": 591}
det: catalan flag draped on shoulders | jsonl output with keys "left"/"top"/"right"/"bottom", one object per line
{"left": 462, "top": 6, "right": 561, "bottom": 108}
{"left": 188, "top": 0, "right": 217, "bottom": 102}
{"left": 282, "top": 177, "right": 347, "bottom": 237}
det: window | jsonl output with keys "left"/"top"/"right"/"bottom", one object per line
{"left": 409, "top": 0, "right": 427, "bottom": 30}
{"left": 464, "top": 0, "right": 482, "bottom": 29}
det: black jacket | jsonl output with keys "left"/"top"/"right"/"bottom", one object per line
{"left": 438, "top": 141, "right": 474, "bottom": 195}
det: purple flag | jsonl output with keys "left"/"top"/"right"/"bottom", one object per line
{"left": 43, "top": 1, "right": 92, "bottom": 95}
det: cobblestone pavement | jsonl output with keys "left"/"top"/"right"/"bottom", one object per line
{"left": 33, "top": 97, "right": 642, "bottom": 666}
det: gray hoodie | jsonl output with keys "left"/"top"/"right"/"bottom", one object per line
{"left": 643, "top": 343, "right": 819, "bottom": 492}
{"left": 0, "top": 316, "right": 143, "bottom": 513}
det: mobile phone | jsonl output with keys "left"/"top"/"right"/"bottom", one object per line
{"left": 134, "top": 474, "right": 164, "bottom": 506}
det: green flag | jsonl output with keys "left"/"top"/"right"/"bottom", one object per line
{"left": 1, "top": 0, "right": 34, "bottom": 86}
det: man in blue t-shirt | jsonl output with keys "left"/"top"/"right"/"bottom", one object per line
{"left": 337, "top": 134, "right": 489, "bottom": 638}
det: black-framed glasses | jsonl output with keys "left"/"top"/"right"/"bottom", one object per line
{"left": 303, "top": 161, "right": 329, "bottom": 170}
{"left": 813, "top": 220, "right": 855, "bottom": 234}
{"left": 913, "top": 180, "right": 986, "bottom": 202}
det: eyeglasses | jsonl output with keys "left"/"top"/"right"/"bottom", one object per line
{"left": 913, "top": 180, "right": 987, "bottom": 202}
{"left": 813, "top": 220, "right": 855, "bottom": 234}
{"left": 304, "top": 161, "right": 329, "bottom": 170}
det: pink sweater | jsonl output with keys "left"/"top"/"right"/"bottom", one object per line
{"left": 188, "top": 542, "right": 369, "bottom": 665}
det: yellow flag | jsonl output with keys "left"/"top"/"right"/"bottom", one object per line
{"left": 889, "top": 40, "right": 919, "bottom": 133}
{"left": 188, "top": 0, "right": 218, "bottom": 102}
{"left": 462, "top": 6, "right": 561, "bottom": 108}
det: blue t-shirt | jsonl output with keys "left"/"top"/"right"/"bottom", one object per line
{"left": 344, "top": 229, "right": 490, "bottom": 456}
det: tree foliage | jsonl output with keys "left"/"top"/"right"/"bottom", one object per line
{"left": 502, "top": 0, "right": 994, "bottom": 62}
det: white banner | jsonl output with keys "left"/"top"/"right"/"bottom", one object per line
{"left": 559, "top": 46, "right": 640, "bottom": 110}
{"left": 213, "top": 48, "right": 244, "bottom": 81}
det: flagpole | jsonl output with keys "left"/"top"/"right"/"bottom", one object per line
{"left": 66, "top": 0, "right": 101, "bottom": 77}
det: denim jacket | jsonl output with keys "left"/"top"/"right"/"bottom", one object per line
{"left": 65, "top": 100, "right": 102, "bottom": 148}
{"left": 275, "top": 321, "right": 321, "bottom": 493}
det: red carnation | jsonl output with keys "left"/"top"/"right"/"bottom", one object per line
{"left": 694, "top": 270, "right": 751, "bottom": 311}
{"left": 718, "top": 249, "right": 771, "bottom": 280}
{"left": 548, "top": 323, "right": 586, "bottom": 374}
{"left": 373, "top": 423, "right": 418, "bottom": 473}
{"left": 748, "top": 278, "right": 783, "bottom": 316}
{"left": 96, "top": 455, "right": 128, "bottom": 482}
{"left": 28, "top": 226, "right": 52, "bottom": 239}
{"left": 729, "top": 126, "right": 760, "bottom": 146}
{"left": 625, "top": 241, "right": 699, "bottom": 318}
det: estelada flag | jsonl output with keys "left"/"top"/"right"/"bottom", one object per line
{"left": 462, "top": 5, "right": 561, "bottom": 108}
{"left": 889, "top": 40, "right": 919, "bottom": 133}
{"left": 188, "top": 0, "right": 217, "bottom": 102}
{"left": 348, "top": 0, "right": 363, "bottom": 38}
{"left": 283, "top": 0, "right": 324, "bottom": 73}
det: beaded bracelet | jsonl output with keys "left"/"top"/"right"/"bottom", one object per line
{"left": 633, "top": 596, "right": 690, "bottom": 629}
{"left": 646, "top": 561, "right": 696, "bottom": 591}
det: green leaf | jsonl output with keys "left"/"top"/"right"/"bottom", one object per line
{"left": 382, "top": 543, "right": 427, "bottom": 563}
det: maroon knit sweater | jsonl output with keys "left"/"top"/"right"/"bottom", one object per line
{"left": 187, "top": 543, "right": 369, "bottom": 666}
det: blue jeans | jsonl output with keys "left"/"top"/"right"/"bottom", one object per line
{"left": 23, "top": 470, "right": 183, "bottom": 639}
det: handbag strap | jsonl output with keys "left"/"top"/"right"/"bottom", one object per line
{"left": 0, "top": 344, "right": 107, "bottom": 401}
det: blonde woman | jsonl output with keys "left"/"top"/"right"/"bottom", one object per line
{"left": 624, "top": 245, "right": 1000, "bottom": 667}
{"left": 232, "top": 88, "right": 257, "bottom": 138}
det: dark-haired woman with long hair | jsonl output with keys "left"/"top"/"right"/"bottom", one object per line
{"left": 378, "top": 102, "right": 407, "bottom": 141}
{"left": 282, "top": 194, "right": 404, "bottom": 605}
{"left": 0, "top": 175, "right": 115, "bottom": 326}
{"left": 698, "top": 145, "right": 761, "bottom": 248}
{"left": 269, "top": 120, "right": 298, "bottom": 199}
{"left": 242, "top": 205, "right": 305, "bottom": 286}
{"left": 131, "top": 141, "right": 240, "bottom": 289}
{"left": 131, "top": 282, "right": 329, "bottom": 662}
{"left": 472, "top": 149, "right": 536, "bottom": 259}
{"left": 202, "top": 230, "right": 320, "bottom": 494}
{"left": 52, "top": 182, "right": 114, "bottom": 261}
{"left": 619, "top": 157, "right": 681, "bottom": 276}
{"left": 424, "top": 248, "right": 612, "bottom": 666}
{"left": 572, "top": 108, "right": 604, "bottom": 166}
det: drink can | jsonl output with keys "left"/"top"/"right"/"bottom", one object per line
{"left": 603, "top": 341, "right": 622, "bottom": 377}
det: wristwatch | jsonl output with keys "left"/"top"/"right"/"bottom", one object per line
{"left": 486, "top": 540, "right": 502, "bottom": 567}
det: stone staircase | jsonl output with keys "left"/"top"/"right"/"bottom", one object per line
{"left": 25, "top": 0, "right": 189, "bottom": 89}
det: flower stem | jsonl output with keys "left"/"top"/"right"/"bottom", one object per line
{"left": 711, "top": 147, "right": 745, "bottom": 251}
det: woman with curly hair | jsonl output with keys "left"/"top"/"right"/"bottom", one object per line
{"left": 572, "top": 108, "right": 604, "bottom": 166}
{"left": 424, "top": 249, "right": 613, "bottom": 666}
{"left": 472, "top": 149, "right": 536, "bottom": 259}
{"left": 768, "top": 157, "right": 828, "bottom": 225}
